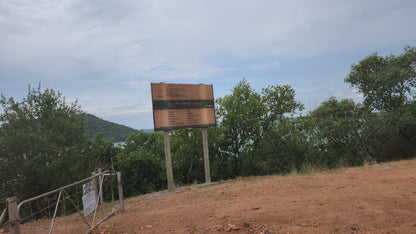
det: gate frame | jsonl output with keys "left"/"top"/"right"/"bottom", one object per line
{"left": 6, "top": 170, "right": 124, "bottom": 234}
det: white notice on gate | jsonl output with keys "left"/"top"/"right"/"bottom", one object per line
{"left": 82, "top": 181, "right": 96, "bottom": 216}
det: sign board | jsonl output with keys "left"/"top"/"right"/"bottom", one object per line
{"left": 82, "top": 181, "right": 96, "bottom": 216}
{"left": 151, "top": 83, "right": 216, "bottom": 131}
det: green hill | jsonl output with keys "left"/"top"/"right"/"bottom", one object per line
{"left": 85, "top": 113, "right": 140, "bottom": 142}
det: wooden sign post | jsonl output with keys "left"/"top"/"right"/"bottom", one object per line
{"left": 163, "top": 130, "right": 175, "bottom": 192}
{"left": 202, "top": 128, "right": 211, "bottom": 183}
{"left": 151, "top": 83, "right": 216, "bottom": 190}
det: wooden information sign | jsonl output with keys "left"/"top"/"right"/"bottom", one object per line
{"left": 151, "top": 83, "right": 216, "bottom": 131}
{"left": 151, "top": 83, "right": 216, "bottom": 191}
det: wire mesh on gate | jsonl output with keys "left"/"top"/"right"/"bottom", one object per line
{"left": 17, "top": 170, "right": 118, "bottom": 233}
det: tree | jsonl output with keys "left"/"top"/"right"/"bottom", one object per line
{"left": 255, "top": 116, "right": 314, "bottom": 174}
{"left": 215, "top": 79, "right": 303, "bottom": 176}
{"left": 345, "top": 46, "right": 416, "bottom": 111}
{"left": 345, "top": 46, "right": 416, "bottom": 161}
{"left": 83, "top": 133, "right": 120, "bottom": 171}
{"left": 114, "top": 131, "right": 166, "bottom": 196}
{"left": 309, "top": 97, "right": 368, "bottom": 167}
{"left": 0, "top": 85, "right": 87, "bottom": 203}
{"left": 215, "top": 79, "right": 264, "bottom": 176}
{"left": 170, "top": 129, "right": 205, "bottom": 185}
{"left": 363, "top": 102, "right": 416, "bottom": 162}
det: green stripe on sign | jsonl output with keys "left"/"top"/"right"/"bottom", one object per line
{"left": 154, "top": 123, "right": 217, "bottom": 131}
{"left": 152, "top": 100, "right": 215, "bottom": 110}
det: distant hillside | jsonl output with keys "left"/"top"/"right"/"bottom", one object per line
{"left": 85, "top": 113, "right": 140, "bottom": 142}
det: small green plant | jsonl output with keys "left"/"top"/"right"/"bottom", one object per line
{"left": 298, "top": 163, "right": 323, "bottom": 175}
{"left": 358, "top": 206, "right": 365, "bottom": 210}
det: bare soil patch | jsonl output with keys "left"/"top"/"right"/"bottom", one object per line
{"left": 19, "top": 158, "right": 416, "bottom": 233}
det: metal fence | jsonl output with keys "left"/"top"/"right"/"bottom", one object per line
{"left": 3, "top": 170, "right": 124, "bottom": 234}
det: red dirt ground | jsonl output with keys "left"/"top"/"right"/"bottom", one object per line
{"left": 16, "top": 158, "right": 416, "bottom": 233}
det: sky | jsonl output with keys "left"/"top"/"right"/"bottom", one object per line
{"left": 1, "top": 0, "right": 416, "bottom": 130}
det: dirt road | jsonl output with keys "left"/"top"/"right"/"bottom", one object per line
{"left": 21, "top": 159, "right": 416, "bottom": 233}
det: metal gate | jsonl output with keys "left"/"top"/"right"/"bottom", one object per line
{"left": 4, "top": 170, "right": 124, "bottom": 233}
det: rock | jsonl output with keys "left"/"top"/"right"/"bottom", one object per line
{"left": 228, "top": 223, "right": 240, "bottom": 230}
{"left": 145, "top": 224, "right": 152, "bottom": 228}
{"left": 224, "top": 225, "right": 232, "bottom": 232}
{"left": 301, "top": 223, "right": 308, "bottom": 227}
{"left": 213, "top": 225, "right": 222, "bottom": 231}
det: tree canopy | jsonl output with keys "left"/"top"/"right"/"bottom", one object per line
{"left": 0, "top": 86, "right": 88, "bottom": 203}
{"left": 215, "top": 79, "right": 304, "bottom": 176}
{"left": 345, "top": 46, "right": 416, "bottom": 111}
{"left": 344, "top": 46, "right": 416, "bottom": 162}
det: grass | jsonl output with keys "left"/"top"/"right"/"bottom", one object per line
{"left": 288, "top": 163, "right": 325, "bottom": 176}
{"left": 299, "top": 163, "right": 322, "bottom": 175}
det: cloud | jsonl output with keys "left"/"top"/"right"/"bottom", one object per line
{"left": 1, "top": 0, "right": 415, "bottom": 129}
{"left": 3, "top": 1, "right": 415, "bottom": 71}
{"left": 94, "top": 105, "right": 153, "bottom": 117}
{"left": 344, "top": 93, "right": 364, "bottom": 99}
{"left": 343, "top": 89, "right": 364, "bottom": 99}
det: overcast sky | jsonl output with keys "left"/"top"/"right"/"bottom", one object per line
{"left": 1, "top": 0, "right": 416, "bottom": 130}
